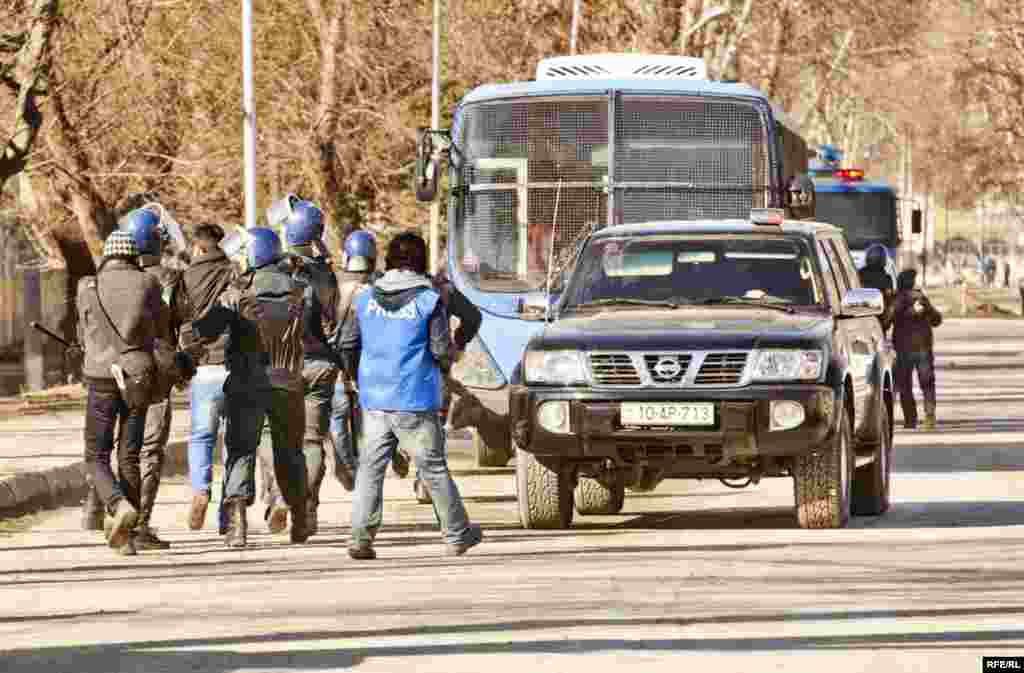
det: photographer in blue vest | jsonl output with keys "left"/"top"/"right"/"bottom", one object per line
{"left": 336, "top": 231, "right": 482, "bottom": 560}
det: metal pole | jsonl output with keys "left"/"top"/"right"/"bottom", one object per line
{"left": 242, "top": 0, "right": 257, "bottom": 230}
{"left": 570, "top": 0, "right": 581, "bottom": 55}
{"left": 429, "top": 0, "right": 442, "bottom": 275}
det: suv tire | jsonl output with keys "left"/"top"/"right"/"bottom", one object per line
{"left": 475, "top": 428, "right": 512, "bottom": 468}
{"left": 852, "top": 399, "right": 892, "bottom": 516}
{"left": 515, "top": 444, "right": 573, "bottom": 529}
{"left": 793, "top": 411, "right": 853, "bottom": 529}
{"left": 574, "top": 473, "right": 626, "bottom": 515}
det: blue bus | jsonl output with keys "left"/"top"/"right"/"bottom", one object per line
{"left": 415, "top": 54, "right": 814, "bottom": 466}
{"left": 808, "top": 145, "right": 905, "bottom": 287}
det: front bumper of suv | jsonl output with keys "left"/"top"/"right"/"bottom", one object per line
{"left": 509, "top": 384, "right": 836, "bottom": 465}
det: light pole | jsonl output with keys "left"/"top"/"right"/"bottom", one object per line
{"left": 429, "top": 0, "right": 446, "bottom": 275}
{"left": 570, "top": 0, "right": 582, "bottom": 55}
{"left": 241, "top": 0, "right": 257, "bottom": 230}
{"left": 680, "top": 5, "right": 729, "bottom": 52}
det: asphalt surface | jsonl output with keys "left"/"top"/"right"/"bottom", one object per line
{"left": 3, "top": 318, "right": 1024, "bottom": 672}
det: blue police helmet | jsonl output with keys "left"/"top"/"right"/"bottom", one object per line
{"left": 284, "top": 200, "right": 324, "bottom": 247}
{"left": 247, "top": 227, "right": 283, "bottom": 269}
{"left": 120, "top": 208, "right": 162, "bottom": 256}
{"left": 343, "top": 230, "right": 377, "bottom": 272}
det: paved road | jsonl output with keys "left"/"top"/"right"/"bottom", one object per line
{"left": 3, "top": 318, "right": 1024, "bottom": 672}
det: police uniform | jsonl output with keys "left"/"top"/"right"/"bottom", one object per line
{"left": 193, "top": 230, "right": 311, "bottom": 548}
{"left": 259, "top": 246, "right": 339, "bottom": 536}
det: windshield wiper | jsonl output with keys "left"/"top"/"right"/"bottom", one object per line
{"left": 569, "top": 298, "right": 685, "bottom": 311}
{"left": 699, "top": 296, "right": 795, "bottom": 314}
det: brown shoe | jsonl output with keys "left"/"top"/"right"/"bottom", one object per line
{"left": 224, "top": 500, "right": 247, "bottom": 549}
{"left": 266, "top": 499, "right": 289, "bottom": 535}
{"left": 106, "top": 500, "right": 139, "bottom": 549}
{"left": 188, "top": 492, "right": 210, "bottom": 531}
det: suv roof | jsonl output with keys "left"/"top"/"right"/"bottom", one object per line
{"left": 591, "top": 219, "right": 843, "bottom": 240}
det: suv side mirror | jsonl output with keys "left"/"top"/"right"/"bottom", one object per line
{"left": 840, "top": 287, "right": 884, "bottom": 318}
{"left": 911, "top": 208, "right": 923, "bottom": 234}
{"left": 415, "top": 127, "right": 439, "bottom": 202}
{"left": 785, "top": 175, "right": 816, "bottom": 220}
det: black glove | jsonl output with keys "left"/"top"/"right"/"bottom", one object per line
{"left": 174, "top": 351, "right": 197, "bottom": 386}
{"left": 64, "top": 344, "right": 84, "bottom": 376}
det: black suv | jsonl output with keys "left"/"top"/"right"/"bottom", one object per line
{"left": 509, "top": 214, "right": 895, "bottom": 530}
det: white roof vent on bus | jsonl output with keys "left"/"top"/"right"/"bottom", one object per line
{"left": 536, "top": 54, "right": 708, "bottom": 81}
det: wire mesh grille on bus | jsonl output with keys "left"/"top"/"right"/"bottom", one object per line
{"left": 613, "top": 96, "right": 770, "bottom": 223}
{"left": 454, "top": 95, "right": 770, "bottom": 292}
{"left": 456, "top": 97, "right": 609, "bottom": 292}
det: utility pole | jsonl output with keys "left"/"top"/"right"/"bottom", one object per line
{"left": 570, "top": 0, "right": 581, "bottom": 55}
{"left": 242, "top": 0, "right": 257, "bottom": 229}
{"left": 429, "top": 0, "right": 446, "bottom": 275}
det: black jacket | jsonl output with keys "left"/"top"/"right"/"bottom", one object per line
{"left": 887, "top": 289, "right": 942, "bottom": 353}
{"left": 174, "top": 249, "right": 236, "bottom": 366}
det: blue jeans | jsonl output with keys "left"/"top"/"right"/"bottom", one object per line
{"left": 350, "top": 410, "right": 474, "bottom": 548}
{"left": 188, "top": 365, "right": 228, "bottom": 495}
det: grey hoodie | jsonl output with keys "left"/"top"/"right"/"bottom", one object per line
{"left": 335, "top": 269, "right": 451, "bottom": 382}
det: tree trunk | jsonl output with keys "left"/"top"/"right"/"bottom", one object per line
{"left": 44, "top": 68, "right": 115, "bottom": 264}
{"left": 307, "top": 0, "right": 350, "bottom": 240}
{"left": 762, "top": 1, "right": 790, "bottom": 99}
{"left": 0, "top": 0, "right": 58, "bottom": 189}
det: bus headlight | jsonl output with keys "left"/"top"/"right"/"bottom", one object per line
{"left": 752, "top": 350, "right": 823, "bottom": 381}
{"left": 450, "top": 336, "right": 506, "bottom": 390}
{"left": 524, "top": 350, "right": 586, "bottom": 385}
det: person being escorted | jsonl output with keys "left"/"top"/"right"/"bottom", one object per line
{"left": 172, "top": 224, "right": 237, "bottom": 532}
{"left": 192, "top": 228, "right": 311, "bottom": 548}
{"left": 114, "top": 207, "right": 196, "bottom": 549}
{"left": 74, "top": 231, "right": 166, "bottom": 555}
{"left": 329, "top": 230, "right": 380, "bottom": 490}
{"left": 886, "top": 268, "right": 943, "bottom": 430}
{"left": 337, "top": 231, "right": 483, "bottom": 560}
{"left": 259, "top": 200, "right": 339, "bottom": 537}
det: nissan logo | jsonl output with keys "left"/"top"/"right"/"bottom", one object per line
{"left": 653, "top": 356, "right": 683, "bottom": 380}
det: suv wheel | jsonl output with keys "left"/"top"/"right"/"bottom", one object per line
{"left": 515, "top": 444, "right": 574, "bottom": 529}
{"left": 574, "top": 473, "right": 625, "bottom": 515}
{"left": 475, "top": 428, "right": 512, "bottom": 468}
{"left": 852, "top": 400, "right": 892, "bottom": 516}
{"left": 793, "top": 411, "right": 853, "bottom": 529}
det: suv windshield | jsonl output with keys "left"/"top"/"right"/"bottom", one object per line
{"left": 560, "top": 235, "right": 823, "bottom": 311}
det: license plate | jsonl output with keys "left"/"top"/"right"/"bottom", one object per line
{"left": 620, "top": 402, "right": 715, "bottom": 427}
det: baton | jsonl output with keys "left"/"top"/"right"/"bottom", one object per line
{"left": 30, "top": 321, "right": 71, "bottom": 348}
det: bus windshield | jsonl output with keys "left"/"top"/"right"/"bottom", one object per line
{"left": 814, "top": 191, "right": 898, "bottom": 249}
{"left": 451, "top": 95, "right": 772, "bottom": 295}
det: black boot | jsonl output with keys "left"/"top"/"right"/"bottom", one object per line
{"left": 135, "top": 464, "right": 169, "bottom": 550}
{"left": 290, "top": 499, "right": 311, "bottom": 544}
{"left": 81, "top": 486, "right": 104, "bottom": 531}
{"left": 224, "top": 499, "right": 248, "bottom": 549}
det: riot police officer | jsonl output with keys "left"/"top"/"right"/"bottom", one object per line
{"left": 329, "top": 229, "right": 379, "bottom": 490}
{"left": 116, "top": 207, "right": 194, "bottom": 549}
{"left": 260, "top": 200, "right": 339, "bottom": 537}
{"left": 76, "top": 231, "right": 166, "bottom": 555}
{"left": 193, "top": 228, "right": 311, "bottom": 548}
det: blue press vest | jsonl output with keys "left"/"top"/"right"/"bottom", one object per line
{"left": 354, "top": 287, "right": 443, "bottom": 412}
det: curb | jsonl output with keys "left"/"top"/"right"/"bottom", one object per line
{"left": 0, "top": 430, "right": 469, "bottom": 521}
{"left": 0, "top": 440, "right": 192, "bottom": 521}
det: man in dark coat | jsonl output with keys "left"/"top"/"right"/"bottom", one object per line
{"left": 886, "top": 268, "right": 942, "bottom": 430}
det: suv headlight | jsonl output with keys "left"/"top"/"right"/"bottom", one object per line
{"left": 524, "top": 350, "right": 586, "bottom": 385}
{"left": 450, "top": 335, "right": 507, "bottom": 390}
{"left": 752, "top": 350, "right": 823, "bottom": 381}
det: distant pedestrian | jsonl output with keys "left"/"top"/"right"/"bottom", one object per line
{"left": 886, "top": 268, "right": 943, "bottom": 430}
{"left": 1005, "top": 261, "right": 1012, "bottom": 289}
